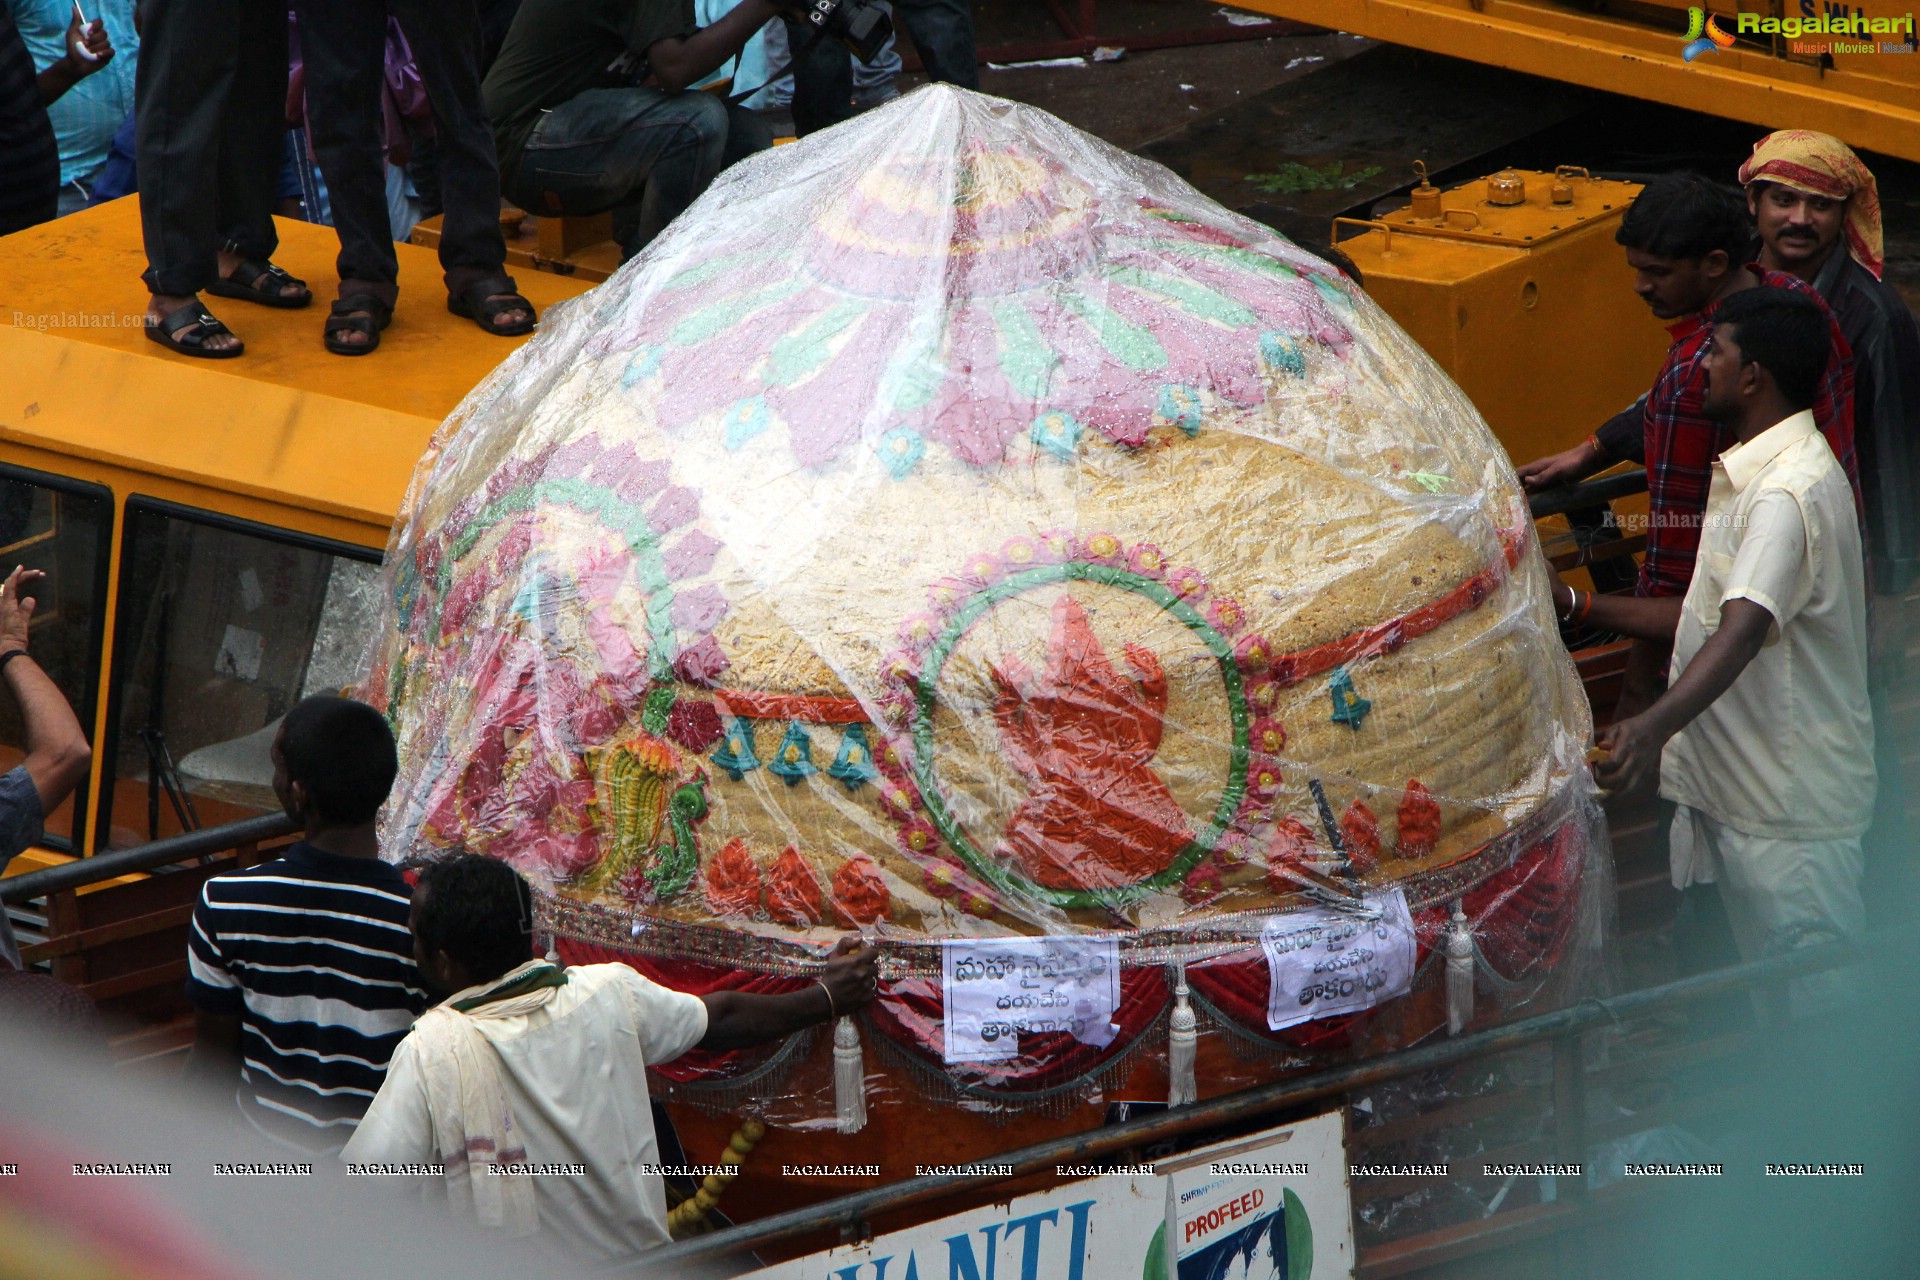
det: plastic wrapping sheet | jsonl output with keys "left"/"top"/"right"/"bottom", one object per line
{"left": 364, "top": 86, "right": 1608, "bottom": 1126}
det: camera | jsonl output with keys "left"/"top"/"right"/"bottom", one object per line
{"left": 785, "top": 0, "right": 893, "bottom": 65}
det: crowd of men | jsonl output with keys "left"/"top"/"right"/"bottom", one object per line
{"left": 0, "top": 0, "right": 978, "bottom": 354}
{"left": 1516, "top": 129, "right": 1918, "bottom": 1011}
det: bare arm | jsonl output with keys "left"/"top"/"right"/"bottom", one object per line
{"left": 0, "top": 568, "right": 91, "bottom": 812}
{"left": 1516, "top": 399, "right": 1646, "bottom": 492}
{"left": 1594, "top": 598, "right": 1773, "bottom": 793}
{"left": 1516, "top": 437, "right": 1609, "bottom": 493}
{"left": 698, "top": 934, "right": 876, "bottom": 1050}
{"left": 37, "top": 13, "right": 113, "bottom": 105}
{"left": 646, "top": 0, "right": 782, "bottom": 93}
{"left": 1550, "top": 579, "right": 1685, "bottom": 643}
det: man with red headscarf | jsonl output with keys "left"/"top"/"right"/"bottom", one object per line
{"left": 1741, "top": 130, "right": 1920, "bottom": 921}
{"left": 1741, "top": 130, "right": 1920, "bottom": 598}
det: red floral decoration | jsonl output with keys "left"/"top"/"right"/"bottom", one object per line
{"left": 1396, "top": 780, "right": 1443, "bottom": 860}
{"left": 964, "top": 551, "right": 1006, "bottom": 585}
{"left": 1126, "top": 541, "right": 1168, "bottom": 580}
{"left": 926, "top": 579, "right": 967, "bottom": 617}
{"left": 1166, "top": 564, "right": 1207, "bottom": 601}
{"left": 1234, "top": 632, "right": 1272, "bottom": 673}
{"left": 999, "top": 535, "right": 1040, "bottom": 571}
{"left": 876, "top": 774, "right": 921, "bottom": 820}
{"left": 1246, "top": 757, "right": 1284, "bottom": 804}
{"left": 832, "top": 856, "right": 891, "bottom": 926}
{"left": 922, "top": 860, "right": 963, "bottom": 899}
{"left": 666, "top": 699, "right": 724, "bottom": 753}
{"left": 1205, "top": 594, "right": 1247, "bottom": 636}
{"left": 897, "top": 816, "right": 940, "bottom": 858}
{"left": 879, "top": 648, "right": 921, "bottom": 690}
{"left": 704, "top": 837, "right": 763, "bottom": 916}
{"left": 1182, "top": 859, "right": 1225, "bottom": 905}
{"left": 766, "top": 846, "right": 824, "bottom": 926}
{"left": 1035, "top": 528, "right": 1076, "bottom": 564}
{"left": 1077, "top": 531, "right": 1126, "bottom": 566}
{"left": 959, "top": 888, "right": 999, "bottom": 918}
{"left": 897, "top": 612, "right": 942, "bottom": 648}
{"left": 1245, "top": 675, "right": 1280, "bottom": 717}
{"left": 1341, "top": 801, "right": 1382, "bottom": 875}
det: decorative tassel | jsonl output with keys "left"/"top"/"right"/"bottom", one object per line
{"left": 1444, "top": 899, "right": 1475, "bottom": 1036}
{"left": 834, "top": 1016, "right": 868, "bottom": 1134}
{"left": 1168, "top": 964, "right": 1197, "bottom": 1107}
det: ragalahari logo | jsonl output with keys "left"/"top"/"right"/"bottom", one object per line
{"left": 1682, "top": 6, "right": 1736, "bottom": 60}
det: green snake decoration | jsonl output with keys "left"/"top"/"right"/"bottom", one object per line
{"left": 644, "top": 775, "right": 710, "bottom": 900}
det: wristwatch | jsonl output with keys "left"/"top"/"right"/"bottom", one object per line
{"left": 0, "top": 649, "right": 29, "bottom": 673}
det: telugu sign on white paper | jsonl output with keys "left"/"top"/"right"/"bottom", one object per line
{"left": 1261, "top": 889, "right": 1416, "bottom": 1031}
{"left": 942, "top": 938, "right": 1120, "bottom": 1063}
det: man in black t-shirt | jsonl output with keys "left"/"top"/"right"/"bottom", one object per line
{"left": 483, "top": 0, "right": 778, "bottom": 261}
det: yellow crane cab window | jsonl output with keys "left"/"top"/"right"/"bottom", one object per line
{"left": 0, "top": 465, "right": 113, "bottom": 850}
{"left": 97, "top": 500, "right": 383, "bottom": 851}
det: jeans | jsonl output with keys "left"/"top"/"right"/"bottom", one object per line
{"left": 56, "top": 179, "right": 95, "bottom": 218}
{"left": 135, "top": 0, "right": 286, "bottom": 296}
{"left": 789, "top": 0, "right": 977, "bottom": 135}
{"left": 291, "top": 0, "right": 507, "bottom": 301}
{"left": 503, "top": 88, "right": 773, "bottom": 261}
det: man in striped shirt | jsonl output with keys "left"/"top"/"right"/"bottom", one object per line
{"left": 186, "top": 695, "right": 427, "bottom": 1152}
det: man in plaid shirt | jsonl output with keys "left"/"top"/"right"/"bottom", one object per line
{"left": 1519, "top": 173, "right": 1859, "bottom": 714}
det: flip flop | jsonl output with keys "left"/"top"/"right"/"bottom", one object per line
{"left": 206, "top": 258, "right": 312, "bottom": 309}
{"left": 448, "top": 274, "right": 537, "bottom": 337}
{"left": 144, "top": 300, "right": 244, "bottom": 359}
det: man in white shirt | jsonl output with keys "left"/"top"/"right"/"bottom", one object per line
{"left": 343, "top": 853, "right": 877, "bottom": 1260}
{"left": 1548, "top": 286, "right": 1873, "bottom": 1012}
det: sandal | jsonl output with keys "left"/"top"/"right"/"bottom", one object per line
{"left": 207, "top": 258, "right": 312, "bottom": 309}
{"left": 448, "top": 274, "right": 537, "bottom": 337}
{"left": 323, "top": 294, "right": 393, "bottom": 356}
{"left": 144, "top": 299, "right": 243, "bottom": 359}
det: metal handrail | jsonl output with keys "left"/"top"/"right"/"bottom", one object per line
{"left": 1527, "top": 466, "right": 1648, "bottom": 519}
{"left": 0, "top": 812, "right": 299, "bottom": 904}
{"left": 623, "top": 936, "right": 1862, "bottom": 1272}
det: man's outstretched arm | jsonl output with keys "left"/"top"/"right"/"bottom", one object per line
{"left": 1516, "top": 399, "right": 1646, "bottom": 492}
{"left": 699, "top": 934, "right": 877, "bottom": 1050}
{"left": 0, "top": 568, "right": 91, "bottom": 812}
{"left": 1550, "top": 577, "right": 1686, "bottom": 643}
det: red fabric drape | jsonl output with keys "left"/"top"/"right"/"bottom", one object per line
{"left": 1462, "top": 820, "right": 1585, "bottom": 981}
{"left": 864, "top": 966, "right": 1170, "bottom": 1095}
{"left": 1187, "top": 817, "right": 1583, "bottom": 1046}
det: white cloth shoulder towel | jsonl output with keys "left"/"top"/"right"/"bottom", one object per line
{"left": 413, "top": 959, "right": 569, "bottom": 1236}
